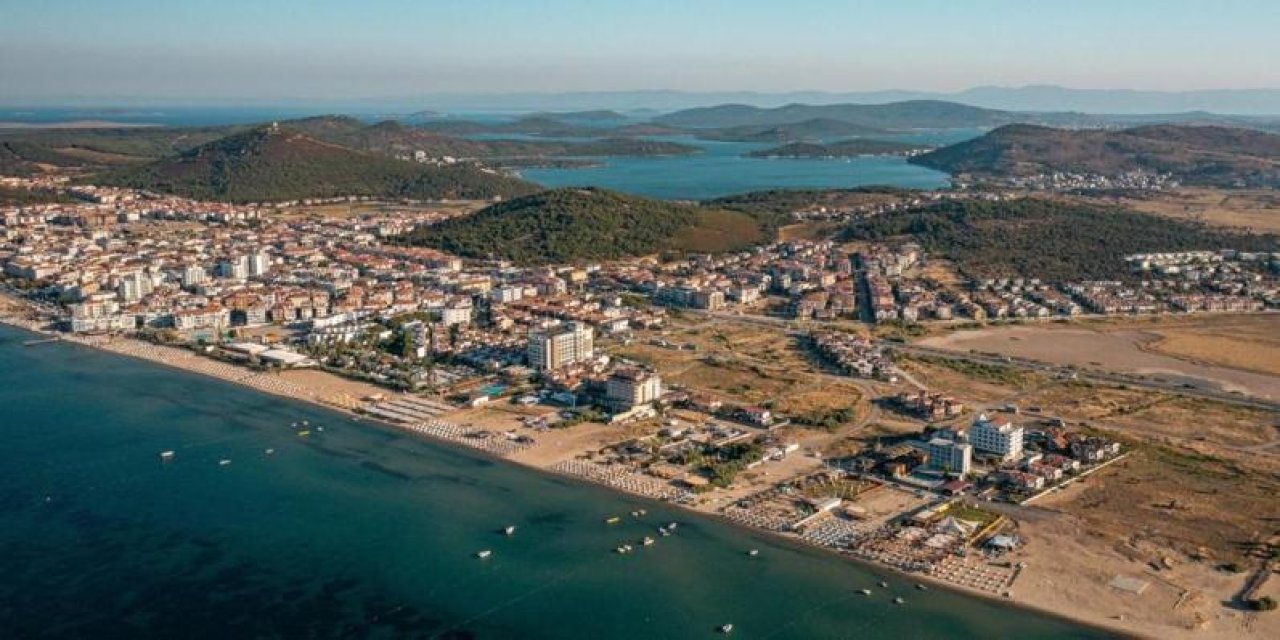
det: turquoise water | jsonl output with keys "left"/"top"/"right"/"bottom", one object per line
{"left": 519, "top": 134, "right": 958, "bottom": 200}
{"left": 0, "top": 325, "right": 1109, "bottom": 639}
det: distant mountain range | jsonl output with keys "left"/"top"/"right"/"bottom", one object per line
{"left": 911, "top": 124, "right": 1280, "bottom": 187}
{"left": 389, "top": 86, "right": 1280, "bottom": 116}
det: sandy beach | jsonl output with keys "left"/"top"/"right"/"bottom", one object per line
{"left": 1, "top": 303, "right": 1274, "bottom": 639}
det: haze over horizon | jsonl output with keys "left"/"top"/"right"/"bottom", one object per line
{"left": 4, "top": 0, "right": 1280, "bottom": 114}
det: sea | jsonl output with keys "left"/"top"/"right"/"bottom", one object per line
{"left": 0, "top": 325, "right": 1109, "bottom": 639}
{"left": 1, "top": 107, "right": 965, "bottom": 199}
{"left": 506, "top": 133, "right": 964, "bottom": 200}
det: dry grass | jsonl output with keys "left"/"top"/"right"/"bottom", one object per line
{"left": 1141, "top": 315, "right": 1280, "bottom": 376}
{"left": 1040, "top": 446, "right": 1280, "bottom": 564}
{"left": 1100, "top": 187, "right": 1280, "bottom": 233}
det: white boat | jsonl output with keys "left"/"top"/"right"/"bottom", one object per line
{"left": 642, "top": 537, "right": 655, "bottom": 546}
{"left": 878, "top": 581, "right": 889, "bottom": 588}
{"left": 860, "top": 589, "right": 872, "bottom": 596}
{"left": 893, "top": 597, "right": 905, "bottom": 605}
{"left": 476, "top": 550, "right": 492, "bottom": 559}
{"left": 264, "top": 448, "right": 275, "bottom": 455}
{"left": 668, "top": 522, "right": 678, "bottom": 530}
{"left": 159, "top": 450, "right": 175, "bottom": 462}
{"left": 658, "top": 527, "right": 671, "bottom": 537}
{"left": 916, "top": 583, "right": 928, "bottom": 591}
{"left": 719, "top": 623, "right": 734, "bottom": 634}
{"left": 630, "top": 510, "right": 641, "bottom": 517}
{"left": 504, "top": 525, "right": 517, "bottom": 536}
{"left": 219, "top": 459, "right": 232, "bottom": 466}
{"left": 637, "top": 509, "right": 647, "bottom": 516}
{"left": 748, "top": 549, "right": 759, "bottom": 557}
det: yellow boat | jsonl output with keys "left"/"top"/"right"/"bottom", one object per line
{"left": 297, "top": 430, "right": 311, "bottom": 437}
{"left": 605, "top": 516, "right": 621, "bottom": 525}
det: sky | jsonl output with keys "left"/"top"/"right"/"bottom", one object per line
{"left": 2, "top": 0, "right": 1279, "bottom": 104}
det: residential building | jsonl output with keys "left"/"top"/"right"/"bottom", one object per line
{"left": 970, "top": 414, "right": 1024, "bottom": 461}
{"left": 527, "top": 321, "right": 594, "bottom": 370}
{"left": 605, "top": 367, "right": 663, "bottom": 411}
{"left": 924, "top": 437, "right": 973, "bottom": 477}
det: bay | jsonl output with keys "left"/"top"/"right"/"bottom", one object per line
{"left": 0, "top": 325, "right": 1107, "bottom": 639}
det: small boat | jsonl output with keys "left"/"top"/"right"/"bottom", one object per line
{"left": 637, "top": 509, "right": 647, "bottom": 516}
{"left": 159, "top": 450, "right": 175, "bottom": 462}
{"left": 642, "top": 537, "right": 655, "bottom": 546}
{"left": 291, "top": 422, "right": 298, "bottom": 428}
{"left": 218, "top": 459, "right": 232, "bottom": 466}
{"left": 615, "top": 544, "right": 633, "bottom": 554}
{"left": 605, "top": 516, "right": 621, "bottom": 525}
{"left": 748, "top": 549, "right": 759, "bottom": 557}
{"left": 893, "top": 597, "right": 905, "bottom": 605}
{"left": 630, "top": 510, "right": 640, "bottom": 517}
{"left": 668, "top": 522, "right": 678, "bottom": 530}
{"left": 916, "top": 583, "right": 928, "bottom": 591}
{"left": 476, "top": 550, "right": 492, "bottom": 559}
{"left": 264, "top": 448, "right": 275, "bottom": 455}
{"left": 316, "top": 426, "right": 325, "bottom": 432}
{"left": 860, "top": 589, "right": 872, "bottom": 596}
{"left": 878, "top": 581, "right": 889, "bottom": 588}
{"left": 658, "top": 527, "right": 671, "bottom": 537}
{"left": 297, "top": 430, "right": 310, "bottom": 437}
{"left": 503, "top": 525, "right": 517, "bottom": 536}
{"left": 719, "top": 623, "right": 734, "bottom": 634}
{"left": 302, "top": 420, "right": 310, "bottom": 427}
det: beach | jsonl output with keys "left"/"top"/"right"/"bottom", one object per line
{"left": 1, "top": 299, "right": 1272, "bottom": 638}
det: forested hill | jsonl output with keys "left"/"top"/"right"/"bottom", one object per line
{"left": 398, "top": 188, "right": 769, "bottom": 264}
{"left": 911, "top": 124, "right": 1280, "bottom": 187}
{"left": 843, "top": 198, "right": 1278, "bottom": 281}
{"left": 91, "top": 126, "right": 540, "bottom": 203}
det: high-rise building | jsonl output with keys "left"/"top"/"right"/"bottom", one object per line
{"left": 248, "top": 251, "right": 271, "bottom": 277}
{"left": 217, "top": 256, "right": 249, "bottom": 281}
{"left": 925, "top": 438, "right": 973, "bottom": 477}
{"left": 605, "top": 367, "right": 662, "bottom": 411}
{"left": 181, "top": 264, "right": 207, "bottom": 288}
{"left": 527, "top": 321, "right": 594, "bottom": 371}
{"left": 970, "top": 414, "right": 1024, "bottom": 461}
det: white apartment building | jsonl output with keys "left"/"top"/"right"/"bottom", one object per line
{"left": 181, "top": 264, "right": 208, "bottom": 288}
{"left": 527, "top": 321, "right": 594, "bottom": 371}
{"left": 970, "top": 414, "right": 1024, "bottom": 461}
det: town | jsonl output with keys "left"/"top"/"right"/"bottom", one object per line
{"left": 1, "top": 176, "right": 1277, "bottom": 620}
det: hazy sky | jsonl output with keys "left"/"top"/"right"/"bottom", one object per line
{"left": 2, "top": 0, "right": 1278, "bottom": 102}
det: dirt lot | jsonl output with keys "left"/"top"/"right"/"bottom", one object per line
{"left": 1138, "top": 314, "right": 1280, "bottom": 377}
{"left": 1093, "top": 187, "right": 1280, "bottom": 234}
{"left": 919, "top": 318, "right": 1280, "bottom": 398}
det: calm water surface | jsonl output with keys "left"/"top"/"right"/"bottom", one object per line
{"left": 520, "top": 134, "right": 963, "bottom": 199}
{"left": 0, "top": 326, "right": 1108, "bottom": 639}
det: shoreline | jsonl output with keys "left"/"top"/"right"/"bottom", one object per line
{"left": 0, "top": 313, "right": 1179, "bottom": 638}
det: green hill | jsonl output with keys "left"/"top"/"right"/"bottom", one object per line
{"left": 843, "top": 198, "right": 1278, "bottom": 281}
{"left": 912, "top": 124, "right": 1280, "bottom": 187}
{"left": 561, "top": 138, "right": 698, "bottom": 157}
{"left": 92, "top": 126, "right": 539, "bottom": 203}
{"left": 399, "top": 188, "right": 769, "bottom": 264}
{"left": 698, "top": 118, "right": 890, "bottom": 143}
